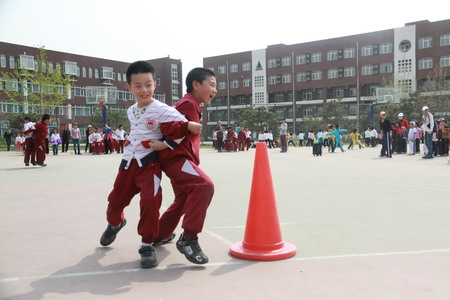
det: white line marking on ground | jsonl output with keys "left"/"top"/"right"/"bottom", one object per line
{"left": 211, "top": 222, "right": 295, "bottom": 229}
{"left": 2, "top": 249, "right": 449, "bottom": 284}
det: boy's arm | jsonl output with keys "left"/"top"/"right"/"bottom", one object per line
{"left": 148, "top": 121, "right": 202, "bottom": 151}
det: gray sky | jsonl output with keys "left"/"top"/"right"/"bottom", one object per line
{"left": 1, "top": 0, "right": 449, "bottom": 85}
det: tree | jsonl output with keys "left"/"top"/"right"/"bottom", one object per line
{"left": 374, "top": 66, "right": 449, "bottom": 124}
{"left": 237, "top": 106, "right": 279, "bottom": 134}
{"left": 300, "top": 99, "right": 354, "bottom": 132}
{"left": 89, "top": 107, "right": 129, "bottom": 130}
{"left": 1, "top": 46, "right": 72, "bottom": 115}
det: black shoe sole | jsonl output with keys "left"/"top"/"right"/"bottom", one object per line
{"left": 100, "top": 219, "right": 127, "bottom": 246}
{"left": 176, "top": 242, "right": 209, "bottom": 264}
{"left": 153, "top": 233, "right": 176, "bottom": 246}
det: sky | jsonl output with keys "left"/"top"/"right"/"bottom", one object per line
{"left": 1, "top": 0, "right": 449, "bottom": 89}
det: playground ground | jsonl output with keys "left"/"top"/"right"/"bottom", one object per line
{"left": 1, "top": 144, "right": 450, "bottom": 300}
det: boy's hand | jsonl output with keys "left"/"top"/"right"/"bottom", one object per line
{"left": 149, "top": 140, "right": 168, "bottom": 151}
{"left": 188, "top": 121, "right": 202, "bottom": 134}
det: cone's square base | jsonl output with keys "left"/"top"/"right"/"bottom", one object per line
{"left": 229, "top": 242, "right": 297, "bottom": 261}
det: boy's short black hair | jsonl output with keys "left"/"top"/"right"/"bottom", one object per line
{"left": 186, "top": 68, "right": 215, "bottom": 93}
{"left": 41, "top": 114, "right": 51, "bottom": 121}
{"left": 126, "top": 61, "right": 156, "bottom": 85}
{"left": 24, "top": 116, "right": 30, "bottom": 121}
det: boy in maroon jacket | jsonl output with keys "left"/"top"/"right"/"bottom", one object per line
{"left": 150, "top": 68, "right": 217, "bottom": 264}
{"left": 24, "top": 114, "right": 51, "bottom": 167}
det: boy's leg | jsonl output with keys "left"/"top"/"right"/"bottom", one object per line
{"left": 160, "top": 159, "right": 214, "bottom": 238}
{"left": 134, "top": 162, "right": 163, "bottom": 244}
{"left": 34, "top": 139, "right": 46, "bottom": 165}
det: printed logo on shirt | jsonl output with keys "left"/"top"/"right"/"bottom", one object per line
{"left": 145, "top": 119, "right": 157, "bottom": 130}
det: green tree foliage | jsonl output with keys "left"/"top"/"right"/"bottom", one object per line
{"left": 299, "top": 100, "right": 354, "bottom": 132}
{"left": 374, "top": 66, "right": 449, "bottom": 124}
{"left": 237, "top": 106, "right": 279, "bottom": 133}
{"left": 1, "top": 46, "right": 72, "bottom": 113}
{"left": 89, "top": 107, "right": 129, "bottom": 131}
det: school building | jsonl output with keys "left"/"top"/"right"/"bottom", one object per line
{"left": 0, "top": 41, "right": 182, "bottom": 136}
{"left": 203, "top": 19, "right": 450, "bottom": 136}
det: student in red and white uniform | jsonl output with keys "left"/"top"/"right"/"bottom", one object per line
{"left": 150, "top": 68, "right": 217, "bottom": 265}
{"left": 89, "top": 128, "right": 103, "bottom": 155}
{"left": 99, "top": 61, "right": 202, "bottom": 269}
{"left": 244, "top": 127, "right": 252, "bottom": 151}
{"left": 23, "top": 114, "right": 51, "bottom": 167}
{"left": 23, "top": 116, "right": 36, "bottom": 166}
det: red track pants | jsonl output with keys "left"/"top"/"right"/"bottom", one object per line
{"left": 158, "top": 158, "right": 214, "bottom": 239}
{"left": 106, "top": 159, "right": 162, "bottom": 243}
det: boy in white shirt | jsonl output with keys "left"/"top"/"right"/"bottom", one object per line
{"left": 407, "top": 121, "right": 417, "bottom": 155}
{"left": 99, "top": 61, "right": 201, "bottom": 268}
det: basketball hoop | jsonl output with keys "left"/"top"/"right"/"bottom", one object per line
{"left": 98, "top": 100, "right": 106, "bottom": 107}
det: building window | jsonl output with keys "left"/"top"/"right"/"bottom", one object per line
{"left": 0, "top": 55, "right": 6, "bottom": 68}
{"left": 316, "top": 89, "right": 323, "bottom": 99}
{"left": 82, "top": 67, "right": 86, "bottom": 77}
{"left": 95, "top": 68, "right": 99, "bottom": 79}
{"left": 398, "top": 79, "right": 412, "bottom": 93}
{"left": 74, "top": 105, "right": 92, "bottom": 116}
{"left": 63, "top": 61, "right": 77, "bottom": 75}
{"left": 327, "top": 50, "right": 338, "bottom": 61}
{"left": 1, "top": 102, "right": 19, "bottom": 113}
{"left": 207, "top": 66, "right": 214, "bottom": 72}
{"left": 311, "top": 52, "right": 321, "bottom": 63}
{"left": 303, "top": 107, "right": 313, "bottom": 117}
{"left": 19, "top": 55, "right": 35, "bottom": 70}
{"left": 268, "top": 76, "right": 278, "bottom": 85}
{"left": 243, "top": 78, "right": 251, "bottom": 87}
{"left": 441, "top": 55, "right": 450, "bottom": 67}
{"left": 230, "top": 80, "right": 239, "bottom": 88}
{"left": 380, "top": 62, "right": 393, "bottom": 73}
{"left": 99, "top": 67, "right": 113, "bottom": 80}
{"left": 348, "top": 86, "right": 357, "bottom": 97}
{"left": 327, "top": 69, "right": 339, "bottom": 79}
{"left": 296, "top": 72, "right": 308, "bottom": 82}
{"left": 254, "top": 76, "right": 264, "bottom": 87}
{"left": 171, "top": 64, "right": 178, "bottom": 81}
{"left": 361, "top": 45, "right": 373, "bottom": 56}
{"left": 255, "top": 92, "right": 265, "bottom": 104}
{"left": 333, "top": 87, "right": 345, "bottom": 98}
{"left": 302, "top": 90, "right": 312, "bottom": 100}
{"left": 229, "top": 64, "right": 238, "bottom": 73}
{"left": 418, "top": 58, "right": 433, "bottom": 69}
{"left": 311, "top": 70, "right": 322, "bottom": 80}
{"left": 123, "top": 73, "right": 126, "bottom": 82}
{"left": 268, "top": 59, "right": 277, "bottom": 68}
{"left": 296, "top": 55, "right": 306, "bottom": 65}
{"left": 89, "top": 68, "right": 93, "bottom": 78}
{"left": 117, "top": 73, "right": 121, "bottom": 81}
{"left": 48, "top": 63, "right": 53, "bottom": 73}
{"left": 362, "top": 65, "right": 374, "bottom": 75}
{"left": 9, "top": 56, "right": 14, "bottom": 68}
{"left": 344, "top": 67, "right": 355, "bottom": 77}
{"left": 349, "top": 104, "right": 357, "bottom": 115}
{"left": 274, "top": 93, "right": 284, "bottom": 102}
{"left": 418, "top": 37, "right": 433, "bottom": 49}
{"left": 218, "top": 65, "right": 226, "bottom": 74}
{"left": 281, "top": 56, "right": 291, "bottom": 67}
{"left": 282, "top": 74, "right": 291, "bottom": 83}
{"left": 172, "top": 82, "right": 179, "bottom": 98}
{"left": 440, "top": 34, "right": 450, "bottom": 46}
{"left": 242, "top": 62, "right": 251, "bottom": 71}
{"left": 218, "top": 81, "right": 226, "bottom": 90}
{"left": 343, "top": 48, "right": 355, "bottom": 59}
{"left": 378, "top": 42, "right": 392, "bottom": 54}
{"left": 398, "top": 59, "right": 412, "bottom": 73}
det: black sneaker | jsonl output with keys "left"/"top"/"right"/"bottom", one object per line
{"left": 176, "top": 234, "right": 209, "bottom": 264}
{"left": 153, "top": 233, "right": 176, "bottom": 246}
{"left": 100, "top": 219, "right": 127, "bottom": 246}
{"left": 139, "top": 245, "right": 157, "bottom": 268}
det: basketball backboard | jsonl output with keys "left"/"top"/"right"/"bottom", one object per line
{"left": 375, "top": 87, "right": 402, "bottom": 104}
{"left": 85, "top": 86, "right": 118, "bottom": 105}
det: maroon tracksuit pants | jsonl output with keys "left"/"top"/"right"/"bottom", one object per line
{"left": 24, "top": 138, "right": 36, "bottom": 164}
{"left": 158, "top": 158, "right": 214, "bottom": 239}
{"left": 33, "top": 138, "right": 46, "bottom": 164}
{"left": 106, "top": 159, "right": 162, "bottom": 244}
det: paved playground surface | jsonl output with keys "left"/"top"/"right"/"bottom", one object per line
{"left": 1, "top": 145, "right": 450, "bottom": 299}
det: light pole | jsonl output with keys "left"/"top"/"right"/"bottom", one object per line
{"left": 292, "top": 51, "right": 296, "bottom": 134}
{"left": 356, "top": 42, "right": 360, "bottom": 129}
{"left": 226, "top": 60, "right": 231, "bottom": 127}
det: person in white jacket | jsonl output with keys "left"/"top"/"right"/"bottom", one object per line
{"left": 421, "top": 106, "right": 434, "bottom": 159}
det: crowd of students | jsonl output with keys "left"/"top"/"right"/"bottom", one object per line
{"left": 209, "top": 109, "right": 449, "bottom": 159}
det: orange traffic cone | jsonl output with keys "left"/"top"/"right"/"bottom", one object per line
{"left": 229, "top": 142, "right": 296, "bottom": 261}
